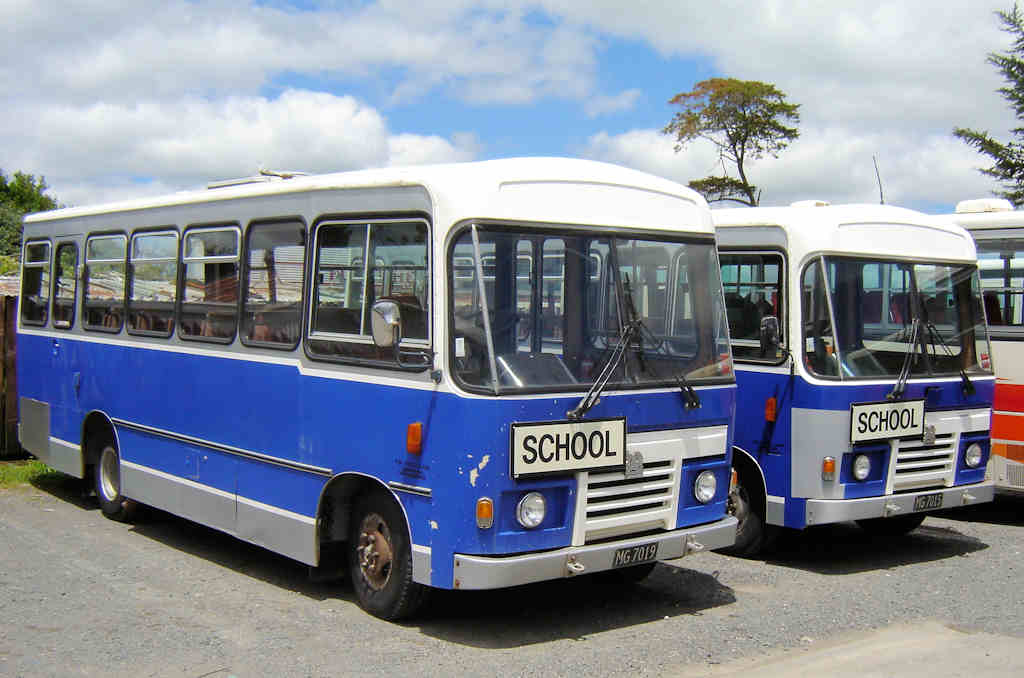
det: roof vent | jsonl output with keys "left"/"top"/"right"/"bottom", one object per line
{"left": 955, "top": 198, "right": 1013, "bottom": 214}
{"left": 790, "top": 200, "right": 830, "bottom": 208}
{"left": 207, "top": 168, "right": 309, "bottom": 190}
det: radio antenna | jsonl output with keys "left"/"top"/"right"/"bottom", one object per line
{"left": 873, "top": 155, "right": 885, "bottom": 204}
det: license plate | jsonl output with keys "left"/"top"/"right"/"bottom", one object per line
{"left": 510, "top": 417, "right": 626, "bottom": 479}
{"left": 913, "top": 492, "right": 943, "bottom": 511}
{"left": 612, "top": 542, "right": 658, "bottom": 568}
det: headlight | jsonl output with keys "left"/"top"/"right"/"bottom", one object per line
{"left": 965, "top": 442, "right": 983, "bottom": 468}
{"left": 694, "top": 471, "right": 717, "bottom": 504}
{"left": 516, "top": 492, "right": 546, "bottom": 528}
{"left": 852, "top": 454, "right": 871, "bottom": 481}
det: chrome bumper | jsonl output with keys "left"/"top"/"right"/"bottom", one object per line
{"left": 451, "top": 516, "right": 737, "bottom": 590}
{"left": 805, "top": 481, "right": 994, "bottom": 525}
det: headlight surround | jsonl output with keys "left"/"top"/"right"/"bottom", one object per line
{"left": 694, "top": 470, "right": 717, "bottom": 504}
{"left": 516, "top": 492, "right": 546, "bottom": 529}
{"left": 852, "top": 454, "right": 871, "bottom": 481}
{"left": 964, "top": 442, "right": 983, "bottom": 469}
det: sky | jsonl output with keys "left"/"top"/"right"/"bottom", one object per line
{"left": 2, "top": 0, "right": 1020, "bottom": 214}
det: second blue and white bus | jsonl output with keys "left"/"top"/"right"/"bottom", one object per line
{"left": 713, "top": 202, "right": 995, "bottom": 555}
{"left": 17, "top": 158, "right": 737, "bottom": 618}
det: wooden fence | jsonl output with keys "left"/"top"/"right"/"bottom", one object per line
{"left": 0, "top": 296, "right": 19, "bottom": 458}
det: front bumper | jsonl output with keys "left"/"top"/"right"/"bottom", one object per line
{"left": 451, "top": 515, "right": 737, "bottom": 590}
{"left": 805, "top": 481, "right": 994, "bottom": 525}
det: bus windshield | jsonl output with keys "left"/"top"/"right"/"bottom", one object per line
{"left": 450, "top": 224, "right": 731, "bottom": 394}
{"left": 802, "top": 256, "right": 992, "bottom": 379}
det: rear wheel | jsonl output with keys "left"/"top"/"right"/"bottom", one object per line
{"left": 94, "top": 442, "right": 138, "bottom": 522}
{"left": 347, "top": 490, "right": 426, "bottom": 620}
{"left": 856, "top": 513, "right": 926, "bottom": 536}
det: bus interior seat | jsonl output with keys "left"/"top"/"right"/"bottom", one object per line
{"left": 984, "top": 293, "right": 1003, "bottom": 325}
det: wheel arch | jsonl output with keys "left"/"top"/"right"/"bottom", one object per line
{"left": 732, "top": 445, "right": 768, "bottom": 518}
{"left": 314, "top": 472, "right": 411, "bottom": 564}
{"left": 80, "top": 410, "right": 119, "bottom": 468}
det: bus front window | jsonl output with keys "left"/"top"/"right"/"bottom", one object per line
{"left": 805, "top": 256, "right": 992, "bottom": 379}
{"left": 450, "top": 224, "right": 730, "bottom": 394}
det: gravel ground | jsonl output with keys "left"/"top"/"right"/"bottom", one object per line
{"left": 1, "top": 473, "right": 1021, "bottom": 678}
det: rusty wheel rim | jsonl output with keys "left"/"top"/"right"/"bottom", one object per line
{"left": 356, "top": 512, "right": 394, "bottom": 591}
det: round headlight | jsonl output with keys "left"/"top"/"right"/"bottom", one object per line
{"left": 852, "top": 454, "right": 871, "bottom": 481}
{"left": 516, "top": 492, "right": 546, "bottom": 529}
{"left": 694, "top": 471, "right": 717, "bottom": 504}
{"left": 965, "top": 442, "right": 983, "bottom": 469}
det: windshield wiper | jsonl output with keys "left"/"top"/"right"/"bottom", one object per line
{"left": 925, "top": 322, "right": 976, "bottom": 396}
{"left": 887, "top": 317, "right": 921, "bottom": 400}
{"left": 567, "top": 318, "right": 640, "bottom": 420}
{"left": 623, "top": 272, "right": 700, "bottom": 410}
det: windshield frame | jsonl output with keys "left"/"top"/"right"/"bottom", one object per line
{"left": 446, "top": 219, "right": 733, "bottom": 396}
{"left": 800, "top": 254, "right": 993, "bottom": 382}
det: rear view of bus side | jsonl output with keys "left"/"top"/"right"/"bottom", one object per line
{"left": 943, "top": 198, "right": 1024, "bottom": 496}
{"left": 17, "top": 158, "right": 738, "bottom": 619}
{"left": 713, "top": 203, "right": 995, "bottom": 555}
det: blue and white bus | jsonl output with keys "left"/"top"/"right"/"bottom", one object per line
{"left": 712, "top": 202, "right": 995, "bottom": 555}
{"left": 17, "top": 158, "right": 737, "bottom": 618}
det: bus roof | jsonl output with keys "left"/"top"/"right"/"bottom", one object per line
{"left": 939, "top": 198, "right": 1024, "bottom": 231}
{"left": 713, "top": 203, "right": 977, "bottom": 263}
{"left": 24, "top": 157, "right": 714, "bottom": 236}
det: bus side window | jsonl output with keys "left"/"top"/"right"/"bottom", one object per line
{"left": 719, "top": 252, "right": 785, "bottom": 362}
{"left": 128, "top": 230, "right": 178, "bottom": 337}
{"left": 180, "top": 226, "right": 240, "bottom": 342}
{"left": 308, "top": 219, "right": 430, "bottom": 365}
{"left": 83, "top": 234, "right": 127, "bottom": 333}
{"left": 242, "top": 221, "right": 306, "bottom": 348}
{"left": 52, "top": 243, "right": 78, "bottom": 329}
{"left": 21, "top": 241, "right": 51, "bottom": 326}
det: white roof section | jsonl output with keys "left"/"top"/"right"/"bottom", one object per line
{"left": 25, "top": 157, "right": 714, "bottom": 236}
{"left": 713, "top": 203, "right": 977, "bottom": 263}
{"left": 938, "top": 198, "right": 1024, "bottom": 231}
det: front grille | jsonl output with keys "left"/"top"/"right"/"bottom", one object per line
{"left": 580, "top": 458, "right": 679, "bottom": 543}
{"left": 892, "top": 433, "right": 956, "bottom": 492}
{"left": 1008, "top": 464, "right": 1024, "bottom": 489}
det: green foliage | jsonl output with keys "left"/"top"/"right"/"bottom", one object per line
{"left": 955, "top": 4, "right": 1024, "bottom": 205}
{"left": 663, "top": 78, "right": 800, "bottom": 206}
{"left": 0, "top": 460, "right": 61, "bottom": 489}
{"left": 0, "top": 169, "right": 59, "bottom": 258}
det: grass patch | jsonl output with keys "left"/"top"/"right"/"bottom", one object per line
{"left": 0, "top": 459, "right": 64, "bottom": 488}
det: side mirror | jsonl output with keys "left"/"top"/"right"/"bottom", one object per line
{"left": 370, "top": 299, "right": 402, "bottom": 349}
{"left": 759, "top": 315, "right": 780, "bottom": 357}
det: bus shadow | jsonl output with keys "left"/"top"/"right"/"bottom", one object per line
{"left": 933, "top": 495, "right": 1024, "bottom": 526}
{"left": 32, "top": 475, "right": 736, "bottom": 637}
{"left": 413, "top": 563, "right": 735, "bottom": 648}
{"left": 29, "top": 472, "right": 97, "bottom": 510}
{"left": 763, "top": 520, "right": 988, "bottom": 574}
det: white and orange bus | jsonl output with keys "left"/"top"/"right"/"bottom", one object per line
{"left": 943, "top": 198, "right": 1024, "bottom": 495}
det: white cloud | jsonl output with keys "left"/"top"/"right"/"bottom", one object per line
{"left": 581, "top": 125, "right": 997, "bottom": 211}
{"left": 584, "top": 89, "right": 643, "bottom": 118}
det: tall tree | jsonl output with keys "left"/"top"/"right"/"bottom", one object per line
{"left": 663, "top": 78, "right": 800, "bottom": 206}
{"left": 955, "top": 4, "right": 1024, "bottom": 205}
{"left": 0, "top": 170, "right": 59, "bottom": 258}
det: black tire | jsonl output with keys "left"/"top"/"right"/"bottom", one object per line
{"left": 347, "top": 490, "right": 426, "bottom": 620}
{"left": 856, "top": 513, "right": 926, "bottom": 536}
{"left": 94, "top": 441, "right": 138, "bottom": 522}
{"left": 717, "top": 466, "right": 772, "bottom": 557}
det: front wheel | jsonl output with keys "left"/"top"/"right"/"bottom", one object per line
{"left": 94, "top": 442, "right": 138, "bottom": 522}
{"left": 717, "top": 467, "right": 771, "bottom": 557}
{"left": 856, "top": 513, "right": 926, "bottom": 536}
{"left": 347, "top": 491, "right": 426, "bottom": 620}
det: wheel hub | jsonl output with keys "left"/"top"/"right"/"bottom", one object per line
{"left": 356, "top": 513, "right": 393, "bottom": 591}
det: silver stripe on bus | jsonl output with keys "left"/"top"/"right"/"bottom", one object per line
{"left": 111, "top": 417, "right": 333, "bottom": 477}
{"left": 388, "top": 481, "right": 432, "bottom": 498}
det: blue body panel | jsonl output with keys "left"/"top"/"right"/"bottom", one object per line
{"left": 732, "top": 365, "right": 993, "bottom": 529}
{"left": 19, "top": 332, "right": 735, "bottom": 588}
